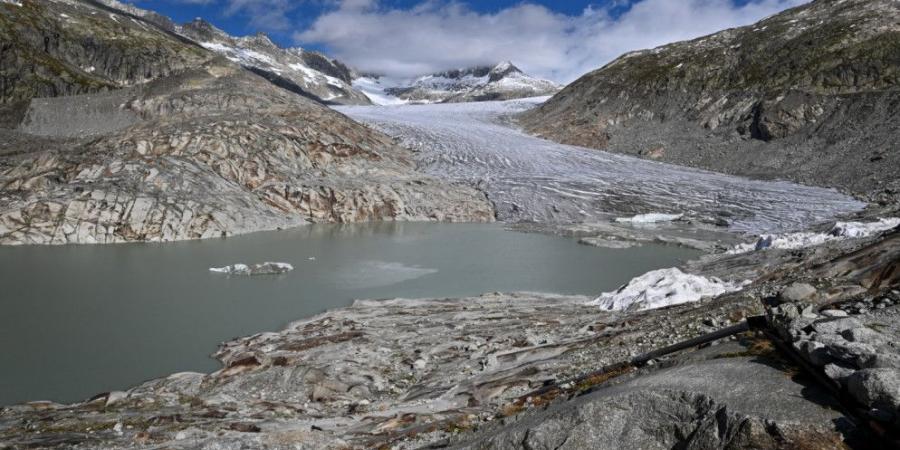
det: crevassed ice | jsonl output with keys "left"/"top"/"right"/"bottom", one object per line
{"left": 336, "top": 99, "right": 864, "bottom": 234}
{"left": 728, "top": 217, "right": 900, "bottom": 254}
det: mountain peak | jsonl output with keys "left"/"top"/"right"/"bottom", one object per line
{"left": 243, "top": 32, "right": 277, "bottom": 49}
{"left": 181, "top": 18, "right": 229, "bottom": 41}
{"left": 488, "top": 61, "right": 522, "bottom": 82}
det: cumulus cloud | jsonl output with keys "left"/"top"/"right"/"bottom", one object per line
{"left": 296, "top": 0, "right": 809, "bottom": 82}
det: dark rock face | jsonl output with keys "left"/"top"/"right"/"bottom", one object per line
{"left": 299, "top": 51, "right": 353, "bottom": 85}
{"left": 433, "top": 66, "right": 493, "bottom": 80}
{"left": 0, "top": 0, "right": 211, "bottom": 103}
{"left": 177, "top": 19, "right": 371, "bottom": 105}
{"left": 521, "top": 0, "right": 900, "bottom": 203}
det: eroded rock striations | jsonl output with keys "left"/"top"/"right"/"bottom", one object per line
{"left": 0, "top": 0, "right": 493, "bottom": 245}
{"left": 521, "top": 0, "right": 900, "bottom": 204}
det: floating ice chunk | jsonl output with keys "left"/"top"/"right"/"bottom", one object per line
{"left": 209, "top": 262, "right": 293, "bottom": 276}
{"left": 615, "top": 213, "right": 683, "bottom": 224}
{"left": 590, "top": 268, "right": 747, "bottom": 311}
{"left": 728, "top": 218, "right": 900, "bottom": 254}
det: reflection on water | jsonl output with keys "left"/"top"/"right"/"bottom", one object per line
{"left": 334, "top": 261, "right": 439, "bottom": 289}
{"left": 0, "top": 222, "right": 699, "bottom": 405}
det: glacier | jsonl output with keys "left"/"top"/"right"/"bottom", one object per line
{"left": 727, "top": 217, "right": 900, "bottom": 254}
{"left": 337, "top": 98, "right": 865, "bottom": 234}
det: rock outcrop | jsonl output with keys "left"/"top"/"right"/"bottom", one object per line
{"left": 0, "top": 0, "right": 493, "bottom": 245}
{"left": 0, "top": 0, "right": 211, "bottom": 102}
{"left": 521, "top": 0, "right": 900, "bottom": 204}
{"left": 0, "top": 62, "right": 493, "bottom": 245}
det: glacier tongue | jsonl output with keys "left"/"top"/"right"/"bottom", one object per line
{"left": 337, "top": 99, "right": 864, "bottom": 234}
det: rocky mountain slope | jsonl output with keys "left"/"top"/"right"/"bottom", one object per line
{"left": 0, "top": 0, "right": 493, "bottom": 245}
{"left": 521, "top": 0, "right": 900, "bottom": 205}
{"left": 355, "top": 62, "right": 561, "bottom": 104}
{"left": 0, "top": 0, "right": 210, "bottom": 104}
{"left": 178, "top": 19, "right": 371, "bottom": 105}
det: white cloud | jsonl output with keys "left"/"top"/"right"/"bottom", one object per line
{"left": 296, "top": 0, "right": 809, "bottom": 82}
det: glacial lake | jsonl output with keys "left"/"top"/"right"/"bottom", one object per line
{"left": 0, "top": 223, "right": 699, "bottom": 405}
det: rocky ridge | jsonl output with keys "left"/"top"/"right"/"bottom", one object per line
{"left": 521, "top": 0, "right": 900, "bottom": 204}
{"left": 178, "top": 19, "right": 371, "bottom": 106}
{"left": 355, "top": 62, "right": 561, "bottom": 105}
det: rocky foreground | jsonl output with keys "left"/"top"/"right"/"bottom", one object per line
{"left": 1, "top": 226, "right": 897, "bottom": 449}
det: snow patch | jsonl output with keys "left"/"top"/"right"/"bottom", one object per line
{"left": 728, "top": 218, "right": 900, "bottom": 254}
{"left": 352, "top": 77, "right": 409, "bottom": 105}
{"left": 591, "top": 268, "right": 747, "bottom": 311}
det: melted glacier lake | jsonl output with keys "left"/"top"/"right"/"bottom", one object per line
{"left": 0, "top": 222, "right": 699, "bottom": 405}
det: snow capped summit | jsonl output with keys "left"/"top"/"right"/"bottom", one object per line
{"left": 488, "top": 61, "right": 520, "bottom": 82}
{"left": 354, "top": 62, "right": 561, "bottom": 105}
{"left": 178, "top": 19, "right": 370, "bottom": 105}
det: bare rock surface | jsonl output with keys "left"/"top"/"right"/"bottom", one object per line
{"left": 454, "top": 351, "right": 849, "bottom": 450}
{"left": 0, "top": 61, "right": 493, "bottom": 245}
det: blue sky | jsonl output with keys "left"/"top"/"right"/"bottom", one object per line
{"left": 135, "top": 1, "right": 630, "bottom": 47}
{"left": 132, "top": 0, "right": 807, "bottom": 81}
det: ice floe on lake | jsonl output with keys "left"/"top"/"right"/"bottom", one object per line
{"left": 209, "top": 262, "right": 294, "bottom": 276}
{"left": 591, "top": 267, "right": 748, "bottom": 311}
{"left": 615, "top": 213, "right": 683, "bottom": 224}
{"left": 728, "top": 218, "right": 900, "bottom": 254}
